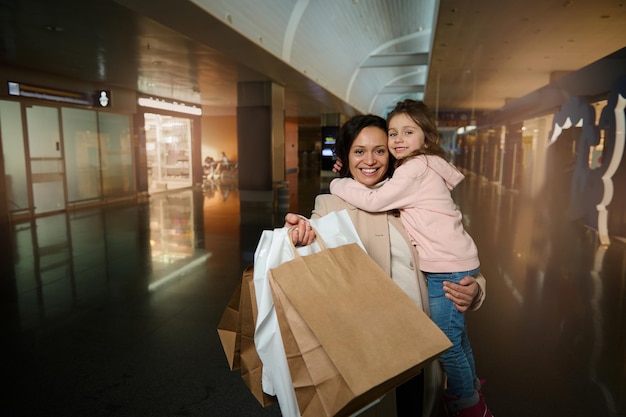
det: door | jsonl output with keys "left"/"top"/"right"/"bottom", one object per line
{"left": 25, "top": 105, "right": 67, "bottom": 215}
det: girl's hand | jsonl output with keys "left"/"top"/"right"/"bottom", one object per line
{"left": 332, "top": 158, "right": 343, "bottom": 173}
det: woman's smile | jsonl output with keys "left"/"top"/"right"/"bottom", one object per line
{"left": 359, "top": 167, "right": 381, "bottom": 175}
{"left": 348, "top": 126, "right": 389, "bottom": 187}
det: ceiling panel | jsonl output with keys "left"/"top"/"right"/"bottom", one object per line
{"left": 428, "top": 0, "right": 626, "bottom": 111}
{"left": 0, "top": 0, "right": 625, "bottom": 124}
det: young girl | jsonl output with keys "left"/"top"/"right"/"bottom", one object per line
{"left": 329, "top": 100, "right": 493, "bottom": 417}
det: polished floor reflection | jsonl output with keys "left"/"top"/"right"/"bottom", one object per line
{"left": 1, "top": 171, "right": 625, "bottom": 417}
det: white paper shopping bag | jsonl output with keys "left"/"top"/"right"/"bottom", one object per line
{"left": 252, "top": 210, "right": 365, "bottom": 417}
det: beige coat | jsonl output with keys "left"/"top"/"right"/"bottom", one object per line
{"left": 311, "top": 193, "right": 486, "bottom": 417}
{"left": 312, "top": 194, "right": 486, "bottom": 310}
{"left": 313, "top": 194, "right": 430, "bottom": 310}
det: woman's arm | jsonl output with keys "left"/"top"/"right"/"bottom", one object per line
{"left": 284, "top": 194, "right": 341, "bottom": 246}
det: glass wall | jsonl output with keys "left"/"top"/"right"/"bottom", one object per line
{"left": 0, "top": 99, "right": 135, "bottom": 220}
{"left": 62, "top": 107, "right": 101, "bottom": 202}
{"left": 26, "top": 105, "right": 65, "bottom": 215}
{"left": 99, "top": 112, "right": 134, "bottom": 196}
{"left": 0, "top": 100, "right": 28, "bottom": 213}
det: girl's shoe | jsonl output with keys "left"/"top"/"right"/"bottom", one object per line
{"left": 445, "top": 394, "right": 494, "bottom": 417}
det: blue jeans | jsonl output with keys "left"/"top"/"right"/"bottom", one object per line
{"left": 426, "top": 268, "right": 480, "bottom": 400}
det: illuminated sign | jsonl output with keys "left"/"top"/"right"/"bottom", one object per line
{"left": 8, "top": 81, "right": 92, "bottom": 105}
{"left": 97, "top": 90, "right": 111, "bottom": 107}
{"left": 7, "top": 81, "right": 112, "bottom": 108}
{"left": 137, "top": 97, "right": 202, "bottom": 116}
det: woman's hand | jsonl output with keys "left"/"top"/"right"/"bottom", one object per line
{"left": 284, "top": 213, "right": 316, "bottom": 246}
{"left": 443, "top": 276, "right": 479, "bottom": 312}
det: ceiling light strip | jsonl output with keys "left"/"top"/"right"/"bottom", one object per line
{"left": 138, "top": 97, "right": 202, "bottom": 116}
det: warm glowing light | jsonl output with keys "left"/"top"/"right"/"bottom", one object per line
{"left": 456, "top": 125, "right": 476, "bottom": 134}
{"left": 138, "top": 97, "right": 202, "bottom": 116}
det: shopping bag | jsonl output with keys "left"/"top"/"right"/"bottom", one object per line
{"left": 240, "top": 265, "right": 277, "bottom": 407}
{"left": 268, "top": 232, "right": 452, "bottom": 417}
{"left": 216, "top": 281, "right": 242, "bottom": 371}
{"left": 253, "top": 210, "right": 365, "bottom": 417}
{"left": 217, "top": 265, "right": 276, "bottom": 407}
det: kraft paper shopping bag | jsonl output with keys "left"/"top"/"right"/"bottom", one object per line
{"left": 217, "top": 281, "right": 242, "bottom": 371}
{"left": 268, "top": 234, "right": 452, "bottom": 417}
{"left": 253, "top": 210, "right": 366, "bottom": 417}
{"left": 240, "top": 265, "right": 277, "bottom": 407}
{"left": 217, "top": 265, "right": 276, "bottom": 407}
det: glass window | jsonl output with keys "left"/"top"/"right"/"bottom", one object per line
{"left": 26, "top": 105, "right": 65, "bottom": 215}
{"left": 62, "top": 107, "right": 101, "bottom": 202}
{"left": 0, "top": 100, "right": 28, "bottom": 212}
{"left": 98, "top": 112, "right": 135, "bottom": 195}
{"left": 145, "top": 113, "right": 192, "bottom": 193}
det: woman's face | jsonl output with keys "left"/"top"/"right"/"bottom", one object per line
{"left": 387, "top": 113, "right": 426, "bottom": 159}
{"left": 347, "top": 126, "right": 389, "bottom": 186}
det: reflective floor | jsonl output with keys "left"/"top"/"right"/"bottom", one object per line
{"left": 1, "top": 170, "right": 625, "bottom": 417}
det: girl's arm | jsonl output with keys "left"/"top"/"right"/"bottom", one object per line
{"left": 329, "top": 163, "right": 420, "bottom": 212}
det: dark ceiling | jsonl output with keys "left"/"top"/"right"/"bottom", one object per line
{"left": 1, "top": 0, "right": 626, "bottom": 122}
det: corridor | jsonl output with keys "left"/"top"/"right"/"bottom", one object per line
{"left": 1, "top": 170, "right": 624, "bottom": 417}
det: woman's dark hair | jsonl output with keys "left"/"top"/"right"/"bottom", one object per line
{"left": 387, "top": 99, "right": 445, "bottom": 167}
{"left": 335, "top": 114, "right": 394, "bottom": 178}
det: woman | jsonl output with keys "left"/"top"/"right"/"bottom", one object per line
{"left": 285, "top": 114, "right": 485, "bottom": 417}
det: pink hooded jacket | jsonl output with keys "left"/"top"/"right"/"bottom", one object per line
{"left": 329, "top": 155, "right": 479, "bottom": 273}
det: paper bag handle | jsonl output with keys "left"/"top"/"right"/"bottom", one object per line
{"left": 287, "top": 225, "right": 328, "bottom": 256}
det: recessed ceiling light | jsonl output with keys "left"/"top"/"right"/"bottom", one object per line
{"left": 45, "top": 25, "right": 63, "bottom": 32}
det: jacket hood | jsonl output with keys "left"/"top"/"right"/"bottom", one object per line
{"left": 425, "top": 156, "right": 465, "bottom": 190}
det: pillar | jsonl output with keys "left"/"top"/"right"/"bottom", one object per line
{"left": 237, "top": 81, "right": 285, "bottom": 199}
{"left": 237, "top": 81, "right": 286, "bottom": 262}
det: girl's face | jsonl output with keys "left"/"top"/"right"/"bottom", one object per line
{"left": 348, "top": 126, "right": 390, "bottom": 187}
{"left": 387, "top": 113, "right": 426, "bottom": 159}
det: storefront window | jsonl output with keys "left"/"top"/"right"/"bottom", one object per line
{"left": 144, "top": 113, "right": 192, "bottom": 193}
